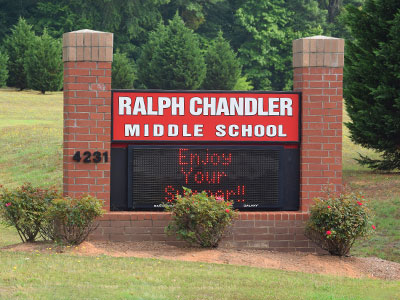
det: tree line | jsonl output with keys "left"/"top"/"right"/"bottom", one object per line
{"left": 0, "top": 0, "right": 362, "bottom": 93}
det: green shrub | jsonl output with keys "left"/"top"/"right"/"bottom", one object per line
{"left": 305, "top": 191, "right": 375, "bottom": 256}
{"left": 45, "top": 195, "right": 104, "bottom": 245}
{"left": 112, "top": 50, "right": 135, "bottom": 89}
{"left": 164, "top": 187, "right": 237, "bottom": 248}
{"left": 0, "top": 184, "right": 59, "bottom": 242}
{"left": 0, "top": 50, "right": 9, "bottom": 87}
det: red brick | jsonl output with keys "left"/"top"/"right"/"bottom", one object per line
{"left": 90, "top": 69, "right": 105, "bottom": 76}
{"left": 90, "top": 98, "right": 105, "bottom": 105}
{"left": 76, "top": 91, "right": 97, "bottom": 98}
{"left": 98, "top": 76, "right": 112, "bottom": 84}
{"left": 74, "top": 106, "right": 96, "bottom": 113}
{"left": 64, "top": 62, "right": 76, "bottom": 68}
{"left": 65, "top": 83, "right": 89, "bottom": 90}
{"left": 66, "top": 69, "right": 90, "bottom": 76}
{"left": 269, "top": 241, "right": 289, "bottom": 248}
{"left": 76, "top": 120, "right": 97, "bottom": 127}
{"left": 90, "top": 113, "right": 104, "bottom": 120}
{"left": 98, "top": 62, "right": 112, "bottom": 69}
{"left": 76, "top": 76, "right": 97, "bottom": 83}
{"left": 67, "top": 184, "right": 89, "bottom": 192}
{"left": 75, "top": 178, "right": 95, "bottom": 184}
{"left": 98, "top": 106, "right": 110, "bottom": 113}
{"left": 76, "top": 62, "right": 97, "bottom": 68}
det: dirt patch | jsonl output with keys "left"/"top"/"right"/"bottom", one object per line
{"left": 2, "top": 241, "right": 400, "bottom": 281}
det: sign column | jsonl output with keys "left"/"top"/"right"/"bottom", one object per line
{"left": 62, "top": 29, "right": 113, "bottom": 209}
{"left": 293, "top": 36, "right": 344, "bottom": 211}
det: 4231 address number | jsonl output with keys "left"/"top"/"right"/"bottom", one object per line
{"left": 72, "top": 151, "right": 108, "bottom": 163}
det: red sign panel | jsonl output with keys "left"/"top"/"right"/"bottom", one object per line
{"left": 112, "top": 90, "right": 300, "bottom": 143}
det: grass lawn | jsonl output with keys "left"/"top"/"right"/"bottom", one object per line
{"left": 0, "top": 88, "right": 399, "bottom": 299}
{"left": 0, "top": 88, "right": 62, "bottom": 189}
{"left": 0, "top": 234, "right": 399, "bottom": 300}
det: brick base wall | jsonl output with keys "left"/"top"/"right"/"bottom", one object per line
{"left": 89, "top": 212, "right": 322, "bottom": 252}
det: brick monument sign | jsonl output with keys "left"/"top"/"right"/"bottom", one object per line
{"left": 63, "top": 29, "right": 344, "bottom": 251}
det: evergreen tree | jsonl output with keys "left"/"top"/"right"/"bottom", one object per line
{"left": 343, "top": 0, "right": 400, "bottom": 170}
{"left": 137, "top": 14, "right": 206, "bottom": 89}
{"left": 0, "top": 51, "right": 8, "bottom": 87}
{"left": 4, "top": 18, "right": 35, "bottom": 90}
{"left": 24, "top": 30, "right": 63, "bottom": 94}
{"left": 202, "top": 32, "right": 241, "bottom": 90}
{"left": 112, "top": 51, "right": 135, "bottom": 89}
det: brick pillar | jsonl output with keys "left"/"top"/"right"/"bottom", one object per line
{"left": 293, "top": 36, "right": 344, "bottom": 211}
{"left": 62, "top": 29, "right": 113, "bottom": 210}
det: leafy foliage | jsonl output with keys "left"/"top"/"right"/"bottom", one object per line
{"left": 202, "top": 32, "right": 241, "bottom": 90}
{"left": 137, "top": 14, "right": 206, "bottom": 89}
{"left": 0, "top": 50, "right": 8, "bottom": 87}
{"left": 112, "top": 51, "right": 135, "bottom": 89}
{"left": 0, "top": 184, "right": 59, "bottom": 242}
{"left": 165, "top": 187, "right": 237, "bottom": 248}
{"left": 24, "top": 30, "right": 63, "bottom": 94}
{"left": 233, "top": 75, "right": 254, "bottom": 91}
{"left": 4, "top": 18, "right": 35, "bottom": 90}
{"left": 235, "top": 0, "right": 324, "bottom": 90}
{"left": 343, "top": 0, "right": 400, "bottom": 170}
{"left": 45, "top": 195, "right": 104, "bottom": 245}
{"left": 305, "top": 191, "right": 374, "bottom": 256}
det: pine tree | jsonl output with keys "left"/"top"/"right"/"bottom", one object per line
{"left": 0, "top": 51, "right": 8, "bottom": 87}
{"left": 137, "top": 14, "right": 206, "bottom": 89}
{"left": 4, "top": 18, "right": 35, "bottom": 90}
{"left": 24, "top": 30, "right": 63, "bottom": 94}
{"left": 112, "top": 51, "right": 136, "bottom": 89}
{"left": 343, "top": 0, "right": 400, "bottom": 170}
{"left": 202, "top": 32, "right": 241, "bottom": 90}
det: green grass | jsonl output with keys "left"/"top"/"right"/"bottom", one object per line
{"left": 0, "top": 88, "right": 62, "bottom": 189}
{"left": 0, "top": 245, "right": 398, "bottom": 300}
{"left": 0, "top": 89, "right": 399, "bottom": 299}
{"left": 0, "top": 225, "right": 20, "bottom": 248}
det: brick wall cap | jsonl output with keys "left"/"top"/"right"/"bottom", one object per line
{"left": 63, "top": 29, "right": 113, "bottom": 62}
{"left": 293, "top": 35, "right": 344, "bottom": 67}
{"left": 72, "top": 29, "right": 109, "bottom": 34}
{"left": 302, "top": 35, "right": 340, "bottom": 40}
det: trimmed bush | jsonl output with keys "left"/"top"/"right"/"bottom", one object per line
{"left": 0, "top": 184, "right": 59, "bottom": 242}
{"left": 45, "top": 195, "right": 104, "bottom": 245}
{"left": 305, "top": 191, "right": 374, "bottom": 256}
{"left": 165, "top": 187, "right": 237, "bottom": 248}
{"left": 0, "top": 50, "right": 9, "bottom": 87}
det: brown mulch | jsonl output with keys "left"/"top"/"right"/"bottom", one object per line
{"left": 2, "top": 241, "right": 400, "bottom": 281}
